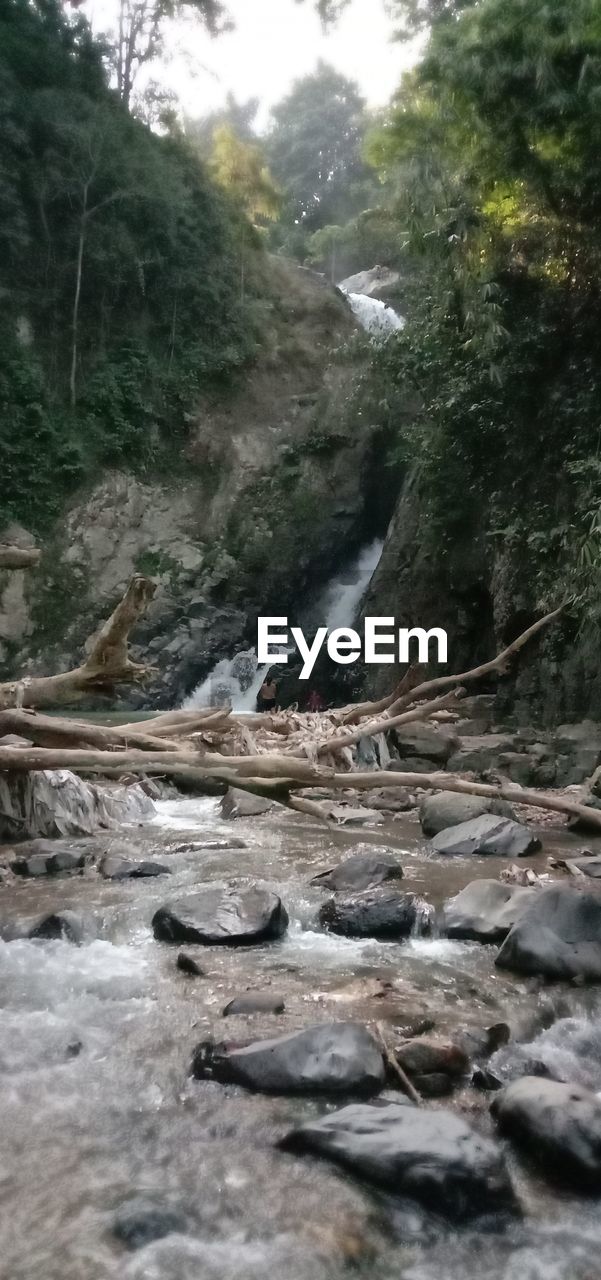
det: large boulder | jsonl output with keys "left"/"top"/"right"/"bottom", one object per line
{"left": 496, "top": 886, "right": 601, "bottom": 980}
{"left": 1, "top": 909, "right": 86, "bottom": 944}
{"left": 0, "top": 768, "right": 154, "bottom": 840}
{"left": 192, "top": 1022, "right": 385, "bottom": 1095}
{"left": 11, "top": 849, "right": 85, "bottom": 877}
{"left": 393, "top": 724, "right": 457, "bottom": 765}
{"left": 310, "top": 850, "right": 403, "bottom": 893}
{"left": 431, "top": 815, "right": 541, "bottom": 858}
{"left": 152, "top": 885, "right": 288, "bottom": 946}
{"left": 220, "top": 788, "right": 274, "bottom": 818}
{"left": 394, "top": 1037, "right": 469, "bottom": 1097}
{"left": 419, "top": 791, "right": 516, "bottom": 837}
{"left": 491, "top": 1077, "right": 601, "bottom": 1188}
{"left": 443, "top": 879, "right": 538, "bottom": 943}
{"left": 279, "top": 1102, "right": 516, "bottom": 1222}
{"left": 318, "top": 890, "right": 432, "bottom": 940}
{"left": 446, "top": 734, "right": 520, "bottom": 775}
{"left": 98, "top": 853, "right": 170, "bottom": 880}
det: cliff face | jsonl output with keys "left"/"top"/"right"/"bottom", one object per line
{"left": 0, "top": 260, "right": 394, "bottom": 707}
{"left": 365, "top": 471, "right": 599, "bottom": 727}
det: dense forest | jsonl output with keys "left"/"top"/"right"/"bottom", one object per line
{"left": 3, "top": 0, "right": 601, "bottom": 674}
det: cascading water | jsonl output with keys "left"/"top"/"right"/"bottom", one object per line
{"left": 341, "top": 289, "right": 404, "bottom": 335}
{"left": 182, "top": 649, "right": 273, "bottom": 712}
{"left": 182, "top": 538, "right": 384, "bottom": 710}
{"left": 311, "top": 537, "right": 384, "bottom": 632}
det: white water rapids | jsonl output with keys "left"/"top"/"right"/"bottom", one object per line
{"left": 341, "top": 289, "right": 404, "bottom": 335}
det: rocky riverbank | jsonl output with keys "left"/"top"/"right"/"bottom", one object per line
{"left": 3, "top": 770, "right": 601, "bottom": 1278}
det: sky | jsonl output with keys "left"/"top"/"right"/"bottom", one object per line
{"left": 85, "top": 0, "right": 419, "bottom": 128}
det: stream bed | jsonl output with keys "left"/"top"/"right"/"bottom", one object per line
{"left": 2, "top": 798, "right": 601, "bottom": 1279}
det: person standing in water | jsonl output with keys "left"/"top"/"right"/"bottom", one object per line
{"left": 257, "top": 674, "right": 278, "bottom": 712}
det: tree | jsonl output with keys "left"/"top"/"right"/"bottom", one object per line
{"left": 94, "top": 0, "right": 229, "bottom": 108}
{"left": 186, "top": 93, "right": 260, "bottom": 158}
{"left": 265, "top": 62, "right": 376, "bottom": 233}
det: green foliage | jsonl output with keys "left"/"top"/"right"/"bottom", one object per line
{"left": 363, "top": 0, "right": 601, "bottom": 617}
{"left": 0, "top": 0, "right": 251, "bottom": 533}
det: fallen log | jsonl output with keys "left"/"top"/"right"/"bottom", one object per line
{"left": 0, "top": 575, "right": 157, "bottom": 710}
{"left": 386, "top": 605, "right": 564, "bottom": 718}
{"left": 0, "top": 544, "right": 41, "bottom": 570}
{"left": 0, "top": 708, "right": 182, "bottom": 753}
{"left": 316, "top": 689, "right": 465, "bottom": 758}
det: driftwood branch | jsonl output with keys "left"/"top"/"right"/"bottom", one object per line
{"left": 0, "top": 574, "right": 157, "bottom": 711}
{"left": 385, "top": 605, "right": 564, "bottom": 718}
{"left": 0, "top": 545, "right": 41, "bottom": 570}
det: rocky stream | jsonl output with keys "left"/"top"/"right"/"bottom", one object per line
{"left": 3, "top": 781, "right": 601, "bottom": 1280}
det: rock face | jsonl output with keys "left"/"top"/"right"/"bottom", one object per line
{"left": 419, "top": 792, "right": 515, "bottom": 837}
{"left": 394, "top": 724, "right": 457, "bottom": 765}
{"left": 152, "top": 885, "right": 288, "bottom": 946}
{"left": 2, "top": 262, "right": 391, "bottom": 710}
{"left": 310, "top": 851, "right": 403, "bottom": 893}
{"left": 491, "top": 1077, "right": 601, "bottom": 1188}
{"left": 0, "top": 769, "right": 154, "bottom": 841}
{"left": 280, "top": 1102, "right": 516, "bottom": 1222}
{"left": 431, "top": 815, "right": 541, "bottom": 858}
{"left": 192, "top": 1022, "right": 385, "bottom": 1095}
{"left": 443, "top": 879, "right": 538, "bottom": 943}
{"left": 318, "top": 890, "right": 432, "bottom": 940}
{"left": 496, "top": 886, "right": 601, "bottom": 980}
{"left": 98, "top": 853, "right": 169, "bottom": 880}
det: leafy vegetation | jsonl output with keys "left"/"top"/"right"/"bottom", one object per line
{"left": 363, "top": 0, "right": 601, "bottom": 618}
{"left": 0, "top": 0, "right": 251, "bottom": 533}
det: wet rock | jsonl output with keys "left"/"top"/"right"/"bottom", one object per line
{"left": 411, "top": 1072, "right": 454, "bottom": 1098}
{"left": 364, "top": 787, "right": 412, "bottom": 813}
{"left": 192, "top": 1022, "right": 385, "bottom": 1094}
{"left": 169, "top": 838, "right": 247, "bottom": 853}
{"left": 443, "top": 879, "right": 538, "bottom": 943}
{"left": 0, "top": 910, "right": 87, "bottom": 944}
{"left": 98, "top": 853, "right": 170, "bottom": 880}
{"left": 112, "top": 1196, "right": 187, "bottom": 1249}
{"left": 11, "top": 850, "right": 85, "bottom": 877}
{"left": 561, "top": 855, "right": 601, "bottom": 878}
{"left": 394, "top": 724, "right": 458, "bottom": 765}
{"left": 176, "top": 952, "right": 205, "bottom": 976}
{"left": 496, "top": 885, "right": 601, "bottom": 981}
{"left": 319, "top": 890, "right": 432, "bottom": 940}
{"left": 222, "top": 991, "right": 286, "bottom": 1016}
{"left": 394, "top": 1037, "right": 469, "bottom": 1080}
{"left": 152, "top": 885, "right": 288, "bottom": 946}
{"left": 489, "top": 1015, "right": 601, "bottom": 1092}
{"left": 0, "top": 768, "right": 154, "bottom": 841}
{"left": 279, "top": 1102, "right": 516, "bottom": 1222}
{"left": 446, "top": 734, "right": 520, "bottom": 775}
{"left": 419, "top": 792, "right": 516, "bottom": 837}
{"left": 431, "top": 815, "right": 541, "bottom": 858}
{"left": 491, "top": 1077, "right": 601, "bottom": 1188}
{"left": 310, "top": 850, "right": 403, "bottom": 893}
{"left": 455, "top": 1023, "right": 510, "bottom": 1061}
{"left": 220, "top": 788, "right": 274, "bottom": 818}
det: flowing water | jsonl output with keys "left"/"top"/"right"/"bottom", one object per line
{"left": 183, "top": 538, "right": 384, "bottom": 711}
{"left": 341, "top": 290, "right": 405, "bottom": 335}
{"left": 2, "top": 798, "right": 601, "bottom": 1280}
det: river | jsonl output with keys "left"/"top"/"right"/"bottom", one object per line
{"left": 2, "top": 796, "right": 601, "bottom": 1278}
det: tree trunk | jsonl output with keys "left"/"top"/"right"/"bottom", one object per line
{"left": 0, "top": 575, "right": 156, "bottom": 710}
{"left": 0, "top": 546, "right": 40, "bottom": 570}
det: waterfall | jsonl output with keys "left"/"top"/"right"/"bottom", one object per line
{"left": 312, "top": 538, "right": 384, "bottom": 632}
{"left": 181, "top": 538, "right": 384, "bottom": 710}
{"left": 341, "top": 290, "right": 404, "bottom": 335}
{"left": 182, "top": 649, "right": 274, "bottom": 712}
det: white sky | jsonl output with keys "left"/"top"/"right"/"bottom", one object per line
{"left": 85, "top": 0, "right": 418, "bottom": 128}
